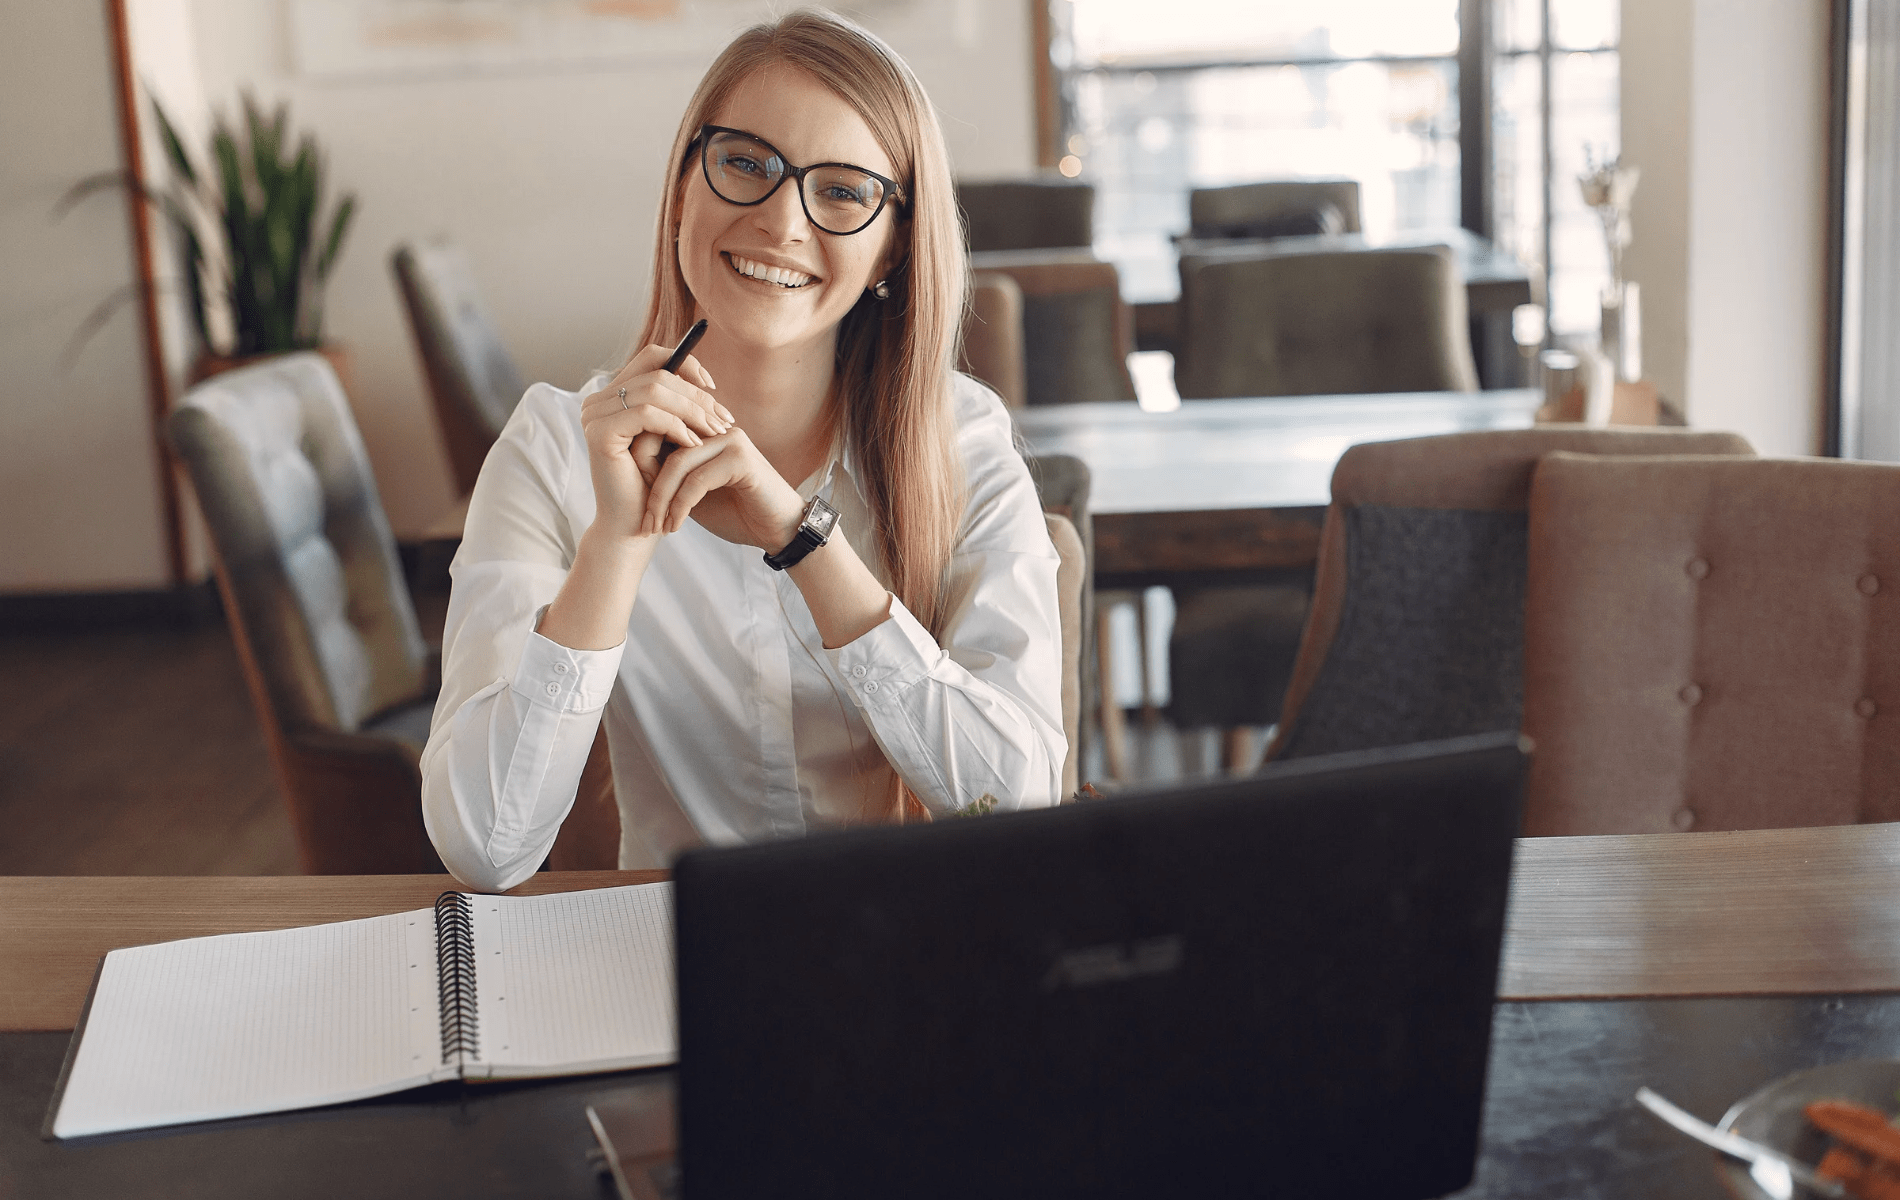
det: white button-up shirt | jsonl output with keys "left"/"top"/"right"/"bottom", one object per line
{"left": 421, "top": 372, "right": 1066, "bottom": 892}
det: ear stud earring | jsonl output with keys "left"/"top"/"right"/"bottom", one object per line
{"left": 872, "top": 280, "right": 891, "bottom": 300}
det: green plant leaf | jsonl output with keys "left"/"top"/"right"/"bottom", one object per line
{"left": 147, "top": 94, "right": 199, "bottom": 190}
{"left": 316, "top": 193, "right": 355, "bottom": 281}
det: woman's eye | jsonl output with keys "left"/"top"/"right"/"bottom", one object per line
{"left": 722, "top": 153, "right": 767, "bottom": 177}
{"left": 820, "top": 183, "right": 871, "bottom": 205}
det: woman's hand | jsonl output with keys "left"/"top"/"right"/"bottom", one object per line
{"left": 578, "top": 345, "right": 733, "bottom": 542}
{"left": 640, "top": 426, "right": 808, "bottom": 552}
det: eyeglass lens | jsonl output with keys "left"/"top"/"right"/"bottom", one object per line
{"left": 703, "top": 130, "right": 889, "bottom": 235}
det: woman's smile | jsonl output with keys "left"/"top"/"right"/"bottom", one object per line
{"left": 723, "top": 251, "right": 818, "bottom": 290}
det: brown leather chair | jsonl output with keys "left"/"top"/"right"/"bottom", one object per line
{"left": 967, "top": 249, "right": 1138, "bottom": 405}
{"left": 956, "top": 177, "right": 1094, "bottom": 252}
{"left": 1188, "top": 179, "right": 1363, "bottom": 239}
{"left": 960, "top": 271, "right": 1026, "bottom": 408}
{"left": 1173, "top": 245, "right": 1478, "bottom": 400}
{"left": 1027, "top": 454, "right": 1095, "bottom": 790}
{"left": 1264, "top": 427, "right": 1757, "bottom": 765}
{"left": 391, "top": 240, "right": 527, "bottom": 494}
{"left": 1523, "top": 453, "right": 1900, "bottom": 835}
{"left": 168, "top": 353, "right": 445, "bottom": 873}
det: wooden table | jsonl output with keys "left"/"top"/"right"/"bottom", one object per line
{"left": 7, "top": 823, "right": 1900, "bottom": 1195}
{"left": 1012, "top": 389, "right": 1540, "bottom": 590}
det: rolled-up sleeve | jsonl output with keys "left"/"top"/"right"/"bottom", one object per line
{"left": 823, "top": 389, "right": 1067, "bottom": 813}
{"left": 420, "top": 385, "right": 616, "bottom": 892}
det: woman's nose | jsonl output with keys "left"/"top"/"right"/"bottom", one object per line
{"left": 751, "top": 177, "right": 812, "bottom": 242}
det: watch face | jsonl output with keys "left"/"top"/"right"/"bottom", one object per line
{"left": 805, "top": 497, "right": 839, "bottom": 540}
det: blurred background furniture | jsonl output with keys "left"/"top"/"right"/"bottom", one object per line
{"left": 1166, "top": 245, "right": 1480, "bottom": 769}
{"left": 960, "top": 271, "right": 1026, "bottom": 407}
{"left": 1186, "top": 179, "right": 1362, "bottom": 239}
{"left": 1266, "top": 427, "right": 1756, "bottom": 766}
{"left": 168, "top": 353, "right": 446, "bottom": 873}
{"left": 1025, "top": 453, "right": 1094, "bottom": 791}
{"left": 1523, "top": 453, "right": 1900, "bottom": 835}
{"left": 391, "top": 239, "right": 527, "bottom": 495}
{"left": 955, "top": 177, "right": 1094, "bottom": 252}
{"left": 967, "top": 249, "right": 1137, "bottom": 405}
{"left": 1173, "top": 245, "right": 1479, "bottom": 399}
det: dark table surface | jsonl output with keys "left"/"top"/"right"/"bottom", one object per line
{"left": 9, "top": 994, "right": 1899, "bottom": 1199}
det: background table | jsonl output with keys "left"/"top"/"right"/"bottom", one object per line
{"left": 1013, "top": 389, "right": 1540, "bottom": 589}
{"left": 8, "top": 822, "right": 1900, "bottom": 1196}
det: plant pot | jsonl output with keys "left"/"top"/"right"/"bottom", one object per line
{"left": 189, "top": 343, "right": 352, "bottom": 395}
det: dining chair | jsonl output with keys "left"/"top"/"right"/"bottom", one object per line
{"left": 1523, "top": 453, "right": 1900, "bottom": 835}
{"left": 1264, "top": 427, "right": 1757, "bottom": 766}
{"left": 960, "top": 271, "right": 1027, "bottom": 407}
{"left": 1173, "top": 245, "right": 1478, "bottom": 399}
{"left": 1167, "top": 245, "right": 1480, "bottom": 767}
{"left": 1026, "top": 453, "right": 1096, "bottom": 793}
{"left": 169, "top": 352, "right": 446, "bottom": 873}
{"left": 1187, "top": 179, "right": 1363, "bottom": 239}
{"left": 955, "top": 177, "right": 1094, "bottom": 252}
{"left": 391, "top": 239, "right": 527, "bottom": 495}
{"left": 967, "top": 249, "right": 1138, "bottom": 405}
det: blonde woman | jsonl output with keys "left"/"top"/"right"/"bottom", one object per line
{"left": 422, "top": 9, "right": 1065, "bottom": 891}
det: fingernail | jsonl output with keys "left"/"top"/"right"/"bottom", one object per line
{"left": 719, "top": 406, "right": 735, "bottom": 422}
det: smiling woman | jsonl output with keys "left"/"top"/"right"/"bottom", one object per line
{"left": 419, "top": 9, "right": 1067, "bottom": 891}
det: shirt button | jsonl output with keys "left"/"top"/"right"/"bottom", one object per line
{"left": 554, "top": 662, "right": 570, "bottom": 674}
{"left": 1858, "top": 698, "right": 1878, "bottom": 719}
{"left": 1672, "top": 807, "right": 1696, "bottom": 831}
{"left": 545, "top": 682, "right": 560, "bottom": 696}
{"left": 1861, "top": 574, "right": 1881, "bottom": 596}
{"left": 1686, "top": 557, "right": 1710, "bottom": 580}
{"left": 1679, "top": 683, "right": 1702, "bottom": 706}
{"left": 863, "top": 680, "right": 880, "bottom": 694}
{"left": 852, "top": 666, "right": 867, "bottom": 678}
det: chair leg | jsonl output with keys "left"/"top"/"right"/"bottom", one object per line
{"left": 1222, "top": 727, "right": 1256, "bottom": 776}
{"left": 1135, "top": 592, "right": 1160, "bottom": 726}
{"left": 1096, "top": 606, "right": 1129, "bottom": 781}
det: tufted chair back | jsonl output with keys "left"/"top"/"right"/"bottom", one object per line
{"left": 1174, "top": 246, "right": 1478, "bottom": 399}
{"left": 173, "top": 353, "right": 431, "bottom": 734}
{"left": 1523, "top": 453, "right": 1900, "bottom": 835}
{"left": 391, "top": 240, "right": 527, "bottom": 494}
{"left": 1267, "top": 427, "right": 1757, "bottom": 764}
{"left": 1188, "top": 179, "right": 1363, "bottom": 238}
{"left": 955, "top": 177, "right": 1094, "bottom": 252}
{"left": 960, "top": 271, "right": 1026, "bottom": 407}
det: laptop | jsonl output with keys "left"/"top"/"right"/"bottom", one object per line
{"left": 672, "top": 732, "right": 1527, "bottom": 1200}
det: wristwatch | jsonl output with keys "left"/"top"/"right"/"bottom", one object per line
{"left": 763, "top": 494, "right": 840, "bottom": 571}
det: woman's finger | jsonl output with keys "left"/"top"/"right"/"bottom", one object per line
{"left": 670, "top": 353, "right": 734, "bottom": 423}
{"left": 630, "top": 431, "right": 666, "bottom": 484}
{"left": 640, "top": 439, "right": 732, "bottom": 536}
{"left": 585, "top": 375, "right": 724, "bottom": 439}
{"left": 646, "top": 371, "right": 731, "bottom": 433}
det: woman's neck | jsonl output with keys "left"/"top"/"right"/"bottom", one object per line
{"left": 692, "top": 325, "right": 839, "bottom": 487}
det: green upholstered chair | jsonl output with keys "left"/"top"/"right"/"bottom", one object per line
{"left": 169, "top": 352, "right": 445, "bottom": 873}
{"left": 391, "top": 240, "right": 527, "bottom": 495}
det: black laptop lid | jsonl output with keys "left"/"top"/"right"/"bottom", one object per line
{"left": 674, "top": 733, "right": 1527, "bottom": 1200}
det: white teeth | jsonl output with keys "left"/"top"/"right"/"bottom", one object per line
{"left": 728, "top": 254, "right": 814, "bottom": 288}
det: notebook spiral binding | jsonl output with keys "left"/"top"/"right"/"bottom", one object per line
{"left": 433, "top": 892, "right": 479, "bottom": 1065}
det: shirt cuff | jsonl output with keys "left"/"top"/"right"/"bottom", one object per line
{"left": 826, "top": 596, "right": 941, "bottom": 706}
{"left": 511, "top": 627, "right": 623, "bottom": 713}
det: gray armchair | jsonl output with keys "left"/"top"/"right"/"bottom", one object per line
{"left": 956, "top": 178, "right": 1094, "bottom": 252}
{"left": 169, "top": 353, "right": 445, "bottom": 873}
{"left": 1188, "top": 179, "right": 1363, "bottom": 239}
{"left": 391, "top": 240, "right": 527, "bottom": 494}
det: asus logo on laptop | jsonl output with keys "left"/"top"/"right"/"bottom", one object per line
{"left": 1041, "top": 935, "right": 1185, "bottom": 991}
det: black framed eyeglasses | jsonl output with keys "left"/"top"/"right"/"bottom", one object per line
{"left": 696, "top": 124, "right": 906, "bottom": 237}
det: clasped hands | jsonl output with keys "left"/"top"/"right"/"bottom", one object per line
{"left": 579, "top": 342, "right": 808, "bottom": 554}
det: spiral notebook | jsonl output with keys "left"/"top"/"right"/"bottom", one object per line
{"left": 43, "top": 883, "right": 676, "bottom": 1140}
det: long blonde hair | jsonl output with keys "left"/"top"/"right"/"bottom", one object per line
{"left": 639, "top": 9, "right": 967, "bottom": 819}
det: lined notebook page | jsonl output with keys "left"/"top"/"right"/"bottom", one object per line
{"left": 479, "top": 883, "right": 675, "bottom": 1073}
{"left": 53, "top": 911, "right": 437, "bottom": 1138}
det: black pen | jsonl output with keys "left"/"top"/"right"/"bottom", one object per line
{"left": 664, "top": 318, "right": 709, "bottom": 374}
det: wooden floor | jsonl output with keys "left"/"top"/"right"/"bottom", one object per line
{"left": 0, "top": 588, "right": 1217, "bottom": 876}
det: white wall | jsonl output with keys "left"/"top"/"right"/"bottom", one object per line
{"left": 166, "top": 0, "right": 1038, "bottom": 535}
{"left": 1622, "top": 0, "right": 1831, "bottom": 456}
{"left": 0, "top": 2, "right": 173, "bottom": 592}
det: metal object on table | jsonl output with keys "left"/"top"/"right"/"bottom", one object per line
{"left": 1635, "top": 1087, "right": 1846, "bottom": 1198}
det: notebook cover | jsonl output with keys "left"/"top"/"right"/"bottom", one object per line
{"left": 39, "top": 955, "right": 106, "bottom": 1141}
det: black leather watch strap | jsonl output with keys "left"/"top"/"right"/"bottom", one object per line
{"left": 764, "top": 495, "right": 839, "bottom": 571}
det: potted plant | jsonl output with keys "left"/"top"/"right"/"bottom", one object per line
{"left": 61, "top": 92, "right": 357, "bottom": 384}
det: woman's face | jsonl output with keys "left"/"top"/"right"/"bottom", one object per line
{"left": 677, "top": 65, "right": 903, "bottom": 357}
